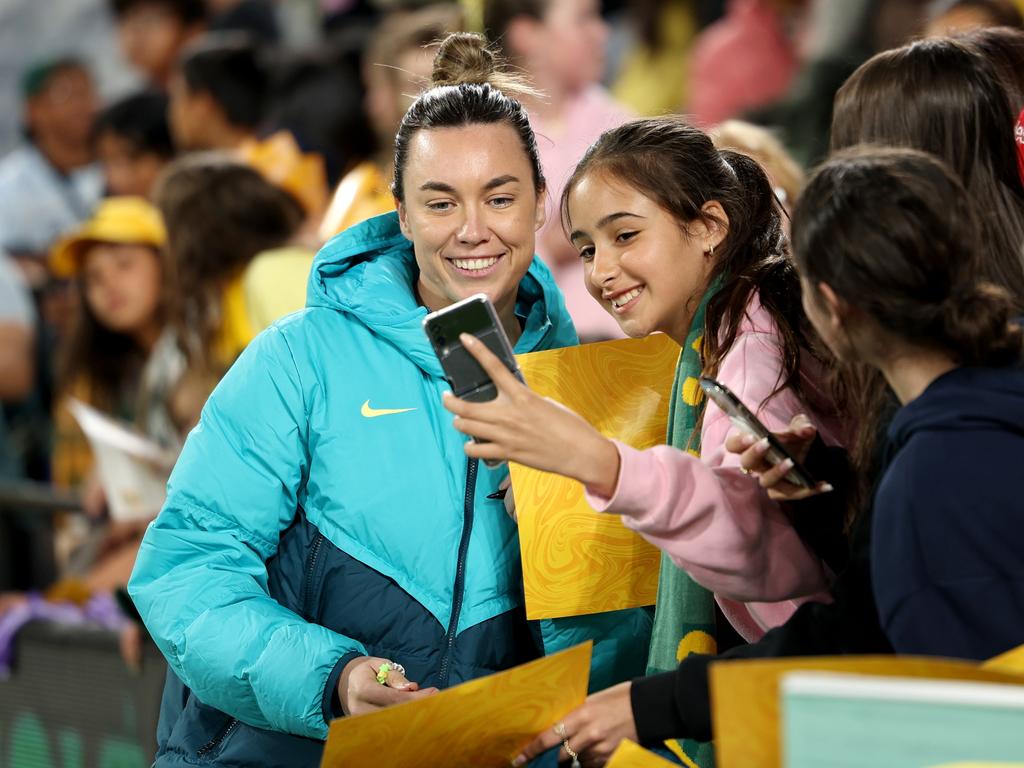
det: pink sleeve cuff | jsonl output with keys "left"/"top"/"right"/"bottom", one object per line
{"left": 583, "top": 439, "right": 661, "bottom": 516}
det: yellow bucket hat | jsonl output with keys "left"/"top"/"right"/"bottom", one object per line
{"left": 50, "top": 196, "right": 166, "bottom": 278}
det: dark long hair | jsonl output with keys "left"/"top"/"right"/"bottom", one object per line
{"left": 391, "top": 32, "right": 544, "bottom": 202}
{"left": 829, "top": 37, "right": 1024, "bottom": 495}
{"left": 832, "top": 37, "right": 1024, "bottom": 309}
{"left": 794, "top": 146, "right": 1023, "bottom": 369}
{"left": 561, "top": 116, "right": 816, "bottom": 402}
{"left": 964, "top": 26, "right": 1024, "bottom": 111}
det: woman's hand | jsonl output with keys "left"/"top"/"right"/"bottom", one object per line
{"left": 442, "top": 334, "right": 621, "bottom": 498}
{"left": 512, "top": 681, "right": 637, "bottom": 767}
{"left": 337, "top": 656, "right": 438, "bottom": 717}
{"left": 724, "top": 414, "right": 831, "bottom": 502}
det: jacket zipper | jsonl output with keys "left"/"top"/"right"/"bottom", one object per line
{"left": 437, "top": 458, "right": 478, "bottom": 687}
{"left": 196, "top": 717, "right": 240, "bottom": 759}
{"left": 303, "top": 532, "right": 325, "bottom": 620}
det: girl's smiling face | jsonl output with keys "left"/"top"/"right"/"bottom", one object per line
{"left": 82, "top": 242, "right": 163, "bottom": 338}
{"left": 566, "top": 170, "right": 724, "bottom": 343}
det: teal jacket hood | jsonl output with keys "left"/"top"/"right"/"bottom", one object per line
{"left": 306, "top": 211, "right": 576, "bottom": 369}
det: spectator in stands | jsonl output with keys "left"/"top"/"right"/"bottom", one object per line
{"left": 926, "top": 0, "right": 1023, "bottom": 35}
{"left": 207, "top": 0, "right": 281, "bottom": 43}
{"left": 153, "top": 153, "right": 310, "bottom": 429}
{"left": 93, "top": 90, "right": 176, "bottom": 198}
{"left": 49, "top": 197, "right": 177, "bottom": 497}
{"left": 0, "top": 251, "right": 35, "bottom": 480}
{"left": 711, "top": 119, "right": 806, "bottom": 224}
{"left": 688, "top": 0, "right": 807, "bottom": 128}
{"left": 320, "top": 3, "right": 463, "bottom": 240}
{"left": 258, "top": 36, "right": 374, "bottom": 194}
{"left": 606, "top": 0, "right": 698, "bottom": 117}
{"left": 167, "top": 34, "right": 332, "bottom": 222}
{"left": 25, "top": 198, "right": 179, "bottom": 631}
{"left": 793, "top": 147, "right": 1024, "bottom": 660}
{"left": 168, "top": 33, "right": 267, "bottom": 152}
{"left": 0, "top": 59, "right": 102, "bottom": 283}
{"left": 110, "top": 0, "right": 207, "bottom": 88}
{"left": 484, "top": 0, "right": 633, "bottom": 341}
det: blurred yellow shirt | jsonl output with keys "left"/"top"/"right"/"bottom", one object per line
{"left": 216, "top": 245, "right": 315, "bottom": 366}
{"left": 318, "top": 161, "right": 395, "bottom": 242}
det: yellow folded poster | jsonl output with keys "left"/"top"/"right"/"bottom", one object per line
{"left": 710, "top": 653, "right": 1024, "bottom": 768}
{"left": 511, "top": 334, "right": 680, "bottom": 619}
{"left": 607, "top": 740, "right": 679, "bottom": 767}
{"left": 321, "top": 642, "right": 591, "bottom": 767}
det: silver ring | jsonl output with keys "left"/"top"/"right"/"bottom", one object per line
{"left": 389, "top": 661, "right": 406, "bottom": 676}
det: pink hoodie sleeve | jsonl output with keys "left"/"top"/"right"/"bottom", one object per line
{"left": 585, "top": 328, "right": 832, "bottom": 604}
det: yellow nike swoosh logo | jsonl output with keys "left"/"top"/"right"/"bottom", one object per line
{"left": 360, "top": 400, "right": 416, "bottom": 418}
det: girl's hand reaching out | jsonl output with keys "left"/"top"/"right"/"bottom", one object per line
{"left": 442, "top": 334, "right": 621, "bottom": 498}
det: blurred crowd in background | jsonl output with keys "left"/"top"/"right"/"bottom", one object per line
{"left": 1, "top": 0, "right": 1023, "bottom": 632}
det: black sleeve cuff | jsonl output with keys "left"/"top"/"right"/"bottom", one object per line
{"left": 789, "top": 443, "right": 853, "bottom": 575}
{"left": 631, "top": 672, "right": 684, "bottom": 746}
{"left": 630, "top": 653, "right": 714, "bottom": 746}
{"left": 322, "top": 651, "right": 364, "bottom": 724}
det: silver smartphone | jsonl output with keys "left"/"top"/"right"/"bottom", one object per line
{"left": 699, "top": 376, "right": 817, "bottom": 489}
{"left": 423, "top": 294, "right": 523, "bottom": 466}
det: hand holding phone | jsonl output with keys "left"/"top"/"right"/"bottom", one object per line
{"left": 424, "top": 294, "right": 523, "bottom": 466}
{"left": 699, "top": 377, "right": 819, "bottom": 489}
{"left": 431, "top": 302, "right": 622, "bottom": 495}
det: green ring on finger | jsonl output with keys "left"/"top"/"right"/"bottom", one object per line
{"left": 375, "top": 661, "right": 405, "bottom": 684}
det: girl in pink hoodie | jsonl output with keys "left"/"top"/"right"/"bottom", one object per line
{"left": 445, "top": 117, "right": 844, "bottom": 647}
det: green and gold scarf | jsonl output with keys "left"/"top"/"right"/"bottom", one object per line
{"left": 648, "top": 285, "right": 719, "bottom": 767}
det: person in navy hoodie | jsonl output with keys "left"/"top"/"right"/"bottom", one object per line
{"left": 790, "top": 145, "right": 1024, "bottom": 661}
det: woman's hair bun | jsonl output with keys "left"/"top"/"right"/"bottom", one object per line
{"left": 431, "top": 32, "right": 497, "bottom": 88}
{"left": 941, "top": 282, "right": 1024, "bottom": 366}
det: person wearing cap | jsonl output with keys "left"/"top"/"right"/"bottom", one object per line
{"left": 0, "top": 58, "right": 103, "bottom": 280}
{"left": 50, "top": 197, "right": 183, "bottom": 498}
{"left": 0, "top": 198, "right": 179, "bottom": 632}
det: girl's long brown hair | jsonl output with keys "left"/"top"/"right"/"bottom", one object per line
{"left": 154, "top": 153, "right": 304, "bottom": 371}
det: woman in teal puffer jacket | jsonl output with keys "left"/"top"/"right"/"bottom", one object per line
{"left": 128, "top": 32, "right": 650, "bottom": 767}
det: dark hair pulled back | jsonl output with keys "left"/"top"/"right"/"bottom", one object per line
{"left": 561, "top": 116, "right": 813, "bottom": 399}
{"left": 793, "top": 147, "right": 1023, "bottom": 369}
{"left": 391, "top": 32, "right": 544, "bottom": 201}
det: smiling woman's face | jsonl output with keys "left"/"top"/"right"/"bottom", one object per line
{"left": 397, "top": 122, "right": 545, "bottom": 320}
